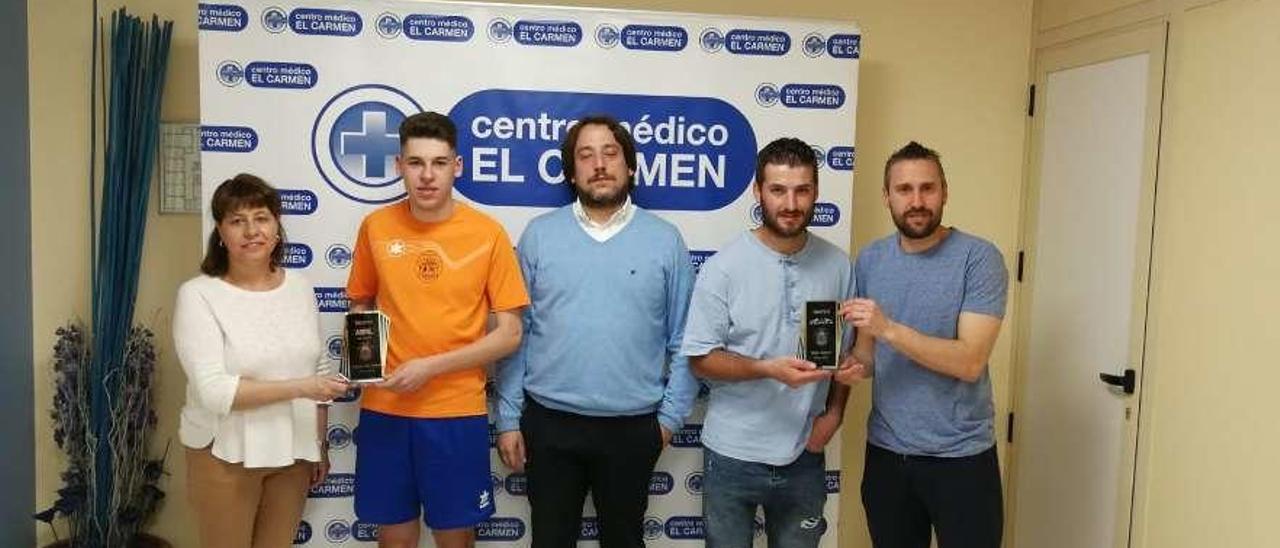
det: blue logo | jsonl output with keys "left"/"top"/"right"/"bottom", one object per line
{"left": 726, "top": 29, "right": 791, "bottom": 56}
{"left": 514, "top": 20, "right": 582, "bottom": 47}
{"left": 326, "top": 243, "right": 352, "bottom": 269}
{"left": 261, "top": 6, "right": 287, "bottom": 33}
{"left": 314, "top": 287, "right": 349, "bottom": 313}
{"left": 476, "top": 517, "right": 526, "bottom": 541}
{"left": 595, "top": 23, "right": 620, "bottom": 48}
{"left": 811, "top": 203, "right": 841, "bottom": 227}
{"left": 451, "top": 89, "right": 758, "bottom": 211}
{"left": 375, "top": 12, "right": 401, "bottom": 39}
{"left": 352, "top": 521, "right": 380, "bottom": 541}
{"left": 755, "top": 83, "right": 780, "bottom": 107}
{"left": 327, "top": 423, "right": 353, "bottom": 450}
{"left": 750, "top": 203, "right": 763, "bottom": 225}
{"left": 244, "top": 62, "right": 317, "bottom": 89}
{"left": 289, "top": 8, "right": 362, "bottom": 37}
{"left": 827, "top": 146, "right": 854, "bottom": 171}
{"left": 689, "top": 250, "right": 715, "bottom": 275}
{"left": 198, "top": 4, "right": 247, "bottom": 32}
{"left": 643, "top": 516, "right": 664, "bottom": 540}
{"left": 404, "top": 14, "right": 474, "bottom": 42}
{"left": 665, "top": 516, "right": 705, "bottom": 540}
{"left": 279, "top": 189, "right": 318, "bottom": 215}
{"left": 827, "top": 34, "right": 861, "bottom": 59}
{"left": 281, "top": 242, "right": 312, "bottom": 268}
{"left": 622, "top": 24, "right": 688, "bottom": 52}
{"left": 487, "top": 18, "right": 513, "bottom": 43}
{"left": 504, "top": 473, "right": 528, "bottom": 495}
{"left": 649, "top": 471, "right": 674, "bottom": 495}
{"left": 781, "top": 84, "right": 845, "bottom": 109}
{"left": 811, "top": 145, "right": 827, "bottom": 169}
{"left": 200, "top": 125, "right": 257, "bottom": 152}
{"left": 216, "top": 60, "right": 244, "bottom": 87}
{"left": 294, "top": 520, "right": 312, "bottom": 544}
{"left": 825, "top": 470, "right": 841, "bottom": 494}
{"left": 803, "top": 32, "right": 826, "bottom": 57}
{"left": 685, "top": 471, "right": 703, "bottom": 495}
{"left": 671, "top": 423, "right": 703, "bottom": 447}
{"left": 699, "top": 27, "right": 724, "bottom": 52}
{"left": 326, "top": 335, "right": 343, "bottom": 360}
{"left": 579, "top": 517, "right": 600, "bottom": 541}
{"left": 308, "top": 473, "right": 356, "bottom": 498}
{"left": 311, "top": 84, "right": 423, "bottom": 204}
{"left": 325, "top": 519, "right": 351, "bottom": 543}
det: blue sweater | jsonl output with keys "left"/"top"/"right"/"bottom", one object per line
{"left": 495, "top": 206, "right": 697, "bottom": 433}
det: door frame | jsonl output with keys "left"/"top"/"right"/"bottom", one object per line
{"left": 1005, "top": 20, "right": 1169, "bottom": 548}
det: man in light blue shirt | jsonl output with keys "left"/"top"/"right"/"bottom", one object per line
{"left": 836, "top": 141, "right": 1008, "bottom": 548}
{"left": 681, "top": 137, "right": 854, "bottom": 548}
{"left": 495, "top": 115, "right": 697, "bottom": 548}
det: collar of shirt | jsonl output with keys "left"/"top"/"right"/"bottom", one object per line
{"left": 572, "top": 196, "right": 635, "bottom": 242}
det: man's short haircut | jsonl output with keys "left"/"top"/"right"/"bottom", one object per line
{"left": 755, "top": 137, "right": 818, "bottom": 187}
{"left": 399, "top": 111, "right": 457, "bottom": 150}
{"left": 883, "top": 141, "right": 946, "bottom": 190}
{"left": 201, "top": 173, "right": 286, "bottom": 276}
{"left": 560, "top": 115, "right": 638, "bottom": 185}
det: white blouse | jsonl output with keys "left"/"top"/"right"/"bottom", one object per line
{"left": 173, "top": 270, "right": 330, "bottom": 468}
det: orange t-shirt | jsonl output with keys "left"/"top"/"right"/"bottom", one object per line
{"left": 346, "top": 200, "right": 529, "bottom": 418}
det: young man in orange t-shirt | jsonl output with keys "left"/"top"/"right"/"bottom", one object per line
{"left": 346, "top": 111, "right": 529, "bottom": 548}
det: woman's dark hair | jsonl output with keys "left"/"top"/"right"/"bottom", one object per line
{"left": 200, "top": 173, "right": 286, "bottom": 276}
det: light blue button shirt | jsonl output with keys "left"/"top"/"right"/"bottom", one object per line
{"left": 681, "top": 231, "right": 854, "bottom": 465}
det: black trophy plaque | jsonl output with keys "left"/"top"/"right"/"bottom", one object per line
{"left": 802, "top": 301, "right": 841, "bottom": 370}
{"left": 343, "top": 311, "right": 389, "bottom": 383}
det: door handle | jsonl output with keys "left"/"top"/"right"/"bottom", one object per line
{"left": 1099, "top": 368, "right": 1136, "bottom": 395}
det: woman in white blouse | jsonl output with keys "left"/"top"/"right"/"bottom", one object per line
{"left": 174, "top": 174, "right": 348, "bottom": 548}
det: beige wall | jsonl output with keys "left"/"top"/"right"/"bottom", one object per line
{"left": 1132, "top": 0, "right": 1280, "bottom": 546}
{"left": 28, "top": 1, "right": 1032, "bottom": 546}
{"left": 29, "top": 0, "right": 200, "bottom": 545}
{"left": 1021, "top": 0, "right": 1280, "bottom": 547}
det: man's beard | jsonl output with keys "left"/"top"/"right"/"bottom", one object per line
{"left": 576, "top": 177, "right": 631, "bottom": 210}
{"left": 761, "top": 204, "right": 814, "bottom": 238}
{"left": 892, "top": 207, "right": 943, "bottom": 239}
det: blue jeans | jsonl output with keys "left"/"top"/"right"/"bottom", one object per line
{"left": 703, "top": 448, "right": 828, "bottom": 548}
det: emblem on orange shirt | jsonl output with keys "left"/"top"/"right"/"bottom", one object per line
{"left": 416, "top": 250, "right": 444, "bottom": 283}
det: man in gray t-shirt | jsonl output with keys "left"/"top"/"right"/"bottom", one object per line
{"left": 836, "top": 141, "right": 1008, "bottom": 548}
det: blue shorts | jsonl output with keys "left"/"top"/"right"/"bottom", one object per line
{"left": 353, "top": 410, "right": 495, "bottom": 529}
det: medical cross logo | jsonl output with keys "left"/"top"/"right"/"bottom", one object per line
{"left": 803, "top": 33, "right": 826, "bottom": 57}
{"left": 376, "top": 12, "right": 402, "bottom": 39}
{"left": 311, "top": 84, "right": 423, "bottom": 204}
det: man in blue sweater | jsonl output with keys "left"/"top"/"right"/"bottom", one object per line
{"left": 495, "top": 115, "right": 697, "bottom": 548}
{"left": 682, "top": 137, "right": 854, "bottom": 548}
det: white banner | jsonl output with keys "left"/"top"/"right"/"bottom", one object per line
{"left": 198, "top": 1, "right": 859, "bottom": 545}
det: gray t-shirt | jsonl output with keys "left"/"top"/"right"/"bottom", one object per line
{"left": 682, "top": 231, "right": 854, "bottom": 465}
{"left": 856, "top": 229, "right": 1007, "bottom": 457}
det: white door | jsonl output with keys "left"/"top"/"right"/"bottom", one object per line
{"left": 1007, "top": 23, "right": 1166, "bottom": 548}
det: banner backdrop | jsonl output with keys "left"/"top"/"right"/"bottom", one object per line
{"left": 198, "top": 1, "right": 859, "bottom": 545}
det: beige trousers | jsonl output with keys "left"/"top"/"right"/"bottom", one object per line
{"left": 185, "top": 446, "right": 313, "bottom": 548}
